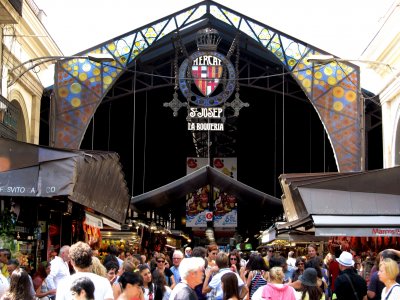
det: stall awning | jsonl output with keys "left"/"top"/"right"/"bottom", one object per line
{"left": 0, "top": 137, "right": 130, "bottom": 223}
{"left": 132, "top": 165, "right": 281, "bottom": 211}
{"left": 278, "top": 167, "right": 400, "bottom": 237}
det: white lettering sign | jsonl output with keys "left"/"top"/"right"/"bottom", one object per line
{"left": 190, "top": 123, "right": 224, "bottom": 131}
{"left": 189, "top": 107, "right": 223, "bottom": 118}
{"left": 192, "top": 55, "right": 222, "bottom": 66}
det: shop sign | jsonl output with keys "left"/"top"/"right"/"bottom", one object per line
{"left": 85, "top": 213, "right": 103, "bottom": 229}
{"left": 315, "top": 227, "right": 400, "bottom": 237}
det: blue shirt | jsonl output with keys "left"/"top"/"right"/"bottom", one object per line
{"left": 170, "top": 265, "right": 181, "bottom": 283}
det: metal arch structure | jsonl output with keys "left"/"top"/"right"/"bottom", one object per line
{"left": 52, "top": 0, "right": 362, "bottom": 172}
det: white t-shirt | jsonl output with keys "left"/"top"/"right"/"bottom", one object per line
{"left": 143, "top": 283, "right": 171, "bottom": 300}
{"left": 47, "top": 256, "right": 70, "bottom": 289}
{"left": 208, "top": 268, "right": 244, "bottom": 300}
{"left": 0, "top": 273, "right": 9, "bottom": 298}
{"left": 381, "top": 284, "right": 400, "bottom": 300}
{"left": 56, "top": 272, "right": 113, "bottom": 300}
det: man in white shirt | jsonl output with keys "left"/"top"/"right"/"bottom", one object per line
{"left": 202, "top": 252, "right": 247, "bottom": 300}
{"left": 287, "top": 251, "right": 296, "bottom": 268}
{"left": 47, "top": 245, "right": 71, "bottom": 291}
{"left": 0, "top": 272, "right": 9, "bottom": 298}
{"left": 56, "top": 241, "right": 113, "bottom": 300}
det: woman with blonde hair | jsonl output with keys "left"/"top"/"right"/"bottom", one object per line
{"left": 90, "top": 256, "right": 107, "bottom": 277}
{"left": 378, "top": 258, "right": 400, "bottom": 300}
{"left": 252, "top": 266, "right": 296, "bottom": 300}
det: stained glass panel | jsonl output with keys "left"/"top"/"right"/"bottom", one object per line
{"left": 175, "top": 8, "right": 194, "bottom": 28}
{"left": 239, "top": 20, "right": 257, "bottom": 41}
{"left": 210, "top": 5, "right": 231, "bottom": 26}
{"left": 186, "top": 5, "right": 207, "bottom": 24}
{"left": 221, "top": 9, "right": 241, "bottom": 28}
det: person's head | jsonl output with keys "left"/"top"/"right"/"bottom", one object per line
{"left": 132, "top": 254, "right": 143, "bottom": 265}
{"left": 155, "top": 253, "right": 167, "bottom": 269}
{"left": 104, "top": 261, "right": 119, "bottom": 282}
{"left": 207, "top": 244, "right": 218, "bottom": 260}
{"left": 192, "top": 246, "right": 207, "bottom": 258}
{"left": 178, "top": 257, "right": 205, "bottom": 288}
{"left": 267, "top": 247, "right": 274, "bottom": 257}
{"left": 60, "top": 245, "right": 71, "bottom": 262}
{"left": 337, "top": 251, "right": 354, "bottom": 271}
{"left": 119, "top": 271, "right": 143, "bottom": 298}
{"left": 307, "top": 244, "right": 318, "bottom": 258}
{"left": 295, "top": 257, "right": 306, "bottom": 270}
{"left": 91, "top": 256, "right": 107, "bottom": 277}
{"left": 378, "top": 258, "right": 400, "bottom": 284}
{"left": 141, "top": 254, "right": 147, "bottom": 264}
{"left": 6, "top": 258, "right": 19, "bottom": 274}
{"left": 118, "top": 250, "right": 126, "bottom": 260}
{"left": 117, "top": 260, "right": 135, "bottom": 276}
{"left": 299, "top": 268, "right": 318, "bottom": 287}
{"left": 216, "top": 252, "right": 229, "bottom": 269}
{"left": 247, "top": 254, "right": 268, "bottom": 272}
{"left": 172, "top": 250, "right": 184, "bottom": 267}
{"left": 139, "top": 264, "right": 152, "bottom": 285}
{"left": 221, "top": 272, "right": 239, "bottom": 299}
{"left": 185, "top": 247, "right": 192, "bottom": 257}
{"left": 288, "top": 251, "right": 294, "bottom": 258}
{"left": 70, "top": 276, "right": 95, "bottom": 300}
{"left": 69, "top": 242, "right": 93, "bottom": 270}
{"left": 325, "top": 252, "right": 333, "bottom": 263}
{"left": 107, "top": 245, "right": 119, "bottom": 256}
{"left": 269, "top": 255, "right": 287, "bottom": 271}
{"left": 269, "top": 266, "right": 285, "bottom": 283}
{"left": 0, "top": 249, "right": 11, "bottom": 264}
{"left": 7, "top": 268, "right": 32, "bottom": 298}
{"left": 35, "top": 261, "right": 50, "bottom": 279}
{"left": 229, "top": 251, "right": 241, "bottom": 267}
{"left": 165, "top": 257, "right": 171, "bottom": 269}
{"left": 381, "top": 249, "right": 398, "bottom": 261}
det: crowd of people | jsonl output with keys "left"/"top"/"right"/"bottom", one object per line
{"left": 0, "top": 242, "right": 399, "bottom": 300}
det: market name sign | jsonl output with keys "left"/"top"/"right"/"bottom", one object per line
{"left": 177, "top": 29, "right": 238, "bottom": 132}
{"left": 187, "top": 107, "right": 224, "bottom": 131}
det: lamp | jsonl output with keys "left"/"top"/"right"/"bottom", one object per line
{"left": 7, "top": 53, "right": 115, "bottom": 87}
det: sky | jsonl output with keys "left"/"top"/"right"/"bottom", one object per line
{"left": 34, "top": 0, "right": 396, "bottom": 91}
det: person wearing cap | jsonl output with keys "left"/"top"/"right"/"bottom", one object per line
{"left": 333, "top": 251, "right": 367, "bottom": 300}
{"left": 296, "top": 268, "right": 325, "bottom": 300}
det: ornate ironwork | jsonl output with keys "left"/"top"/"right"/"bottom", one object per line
{"left": 52, "top": 0, "right": 362, "bottom": 172}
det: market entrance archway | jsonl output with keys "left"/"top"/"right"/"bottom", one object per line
{"left": 50, "top": 0, "right": 362, "bottom": 173}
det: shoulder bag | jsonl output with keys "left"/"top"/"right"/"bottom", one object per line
{"left": 343, "top": 273, "right": 359, "bottom": 300}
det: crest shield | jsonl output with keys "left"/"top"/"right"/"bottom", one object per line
{"left": 192, "top": 62, "right": 223, "bottom": 96}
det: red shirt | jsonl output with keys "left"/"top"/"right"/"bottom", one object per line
{"left": 329, "top": 259, "right": 340, "bottom": 290}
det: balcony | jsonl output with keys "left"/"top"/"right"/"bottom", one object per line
{"left": 0, "top": 95, "right": 18, "bottom": 140}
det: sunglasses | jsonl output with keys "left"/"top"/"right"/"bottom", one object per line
{"left": 230, "top": 257, "right": 237, "bottom": 261}
{"left": 157, "top": 260, "right": 165, "bottom": 263}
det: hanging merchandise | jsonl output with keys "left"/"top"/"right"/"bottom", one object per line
{"left": 83, "top": 213, "right": 103, "bottom": 248}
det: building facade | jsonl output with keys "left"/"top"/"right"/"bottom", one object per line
{"left": 1, "top": 0, "right": 62, "bottom": 143}
{"left": 360, "top": 0, "right": 400, "bottom": 168}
